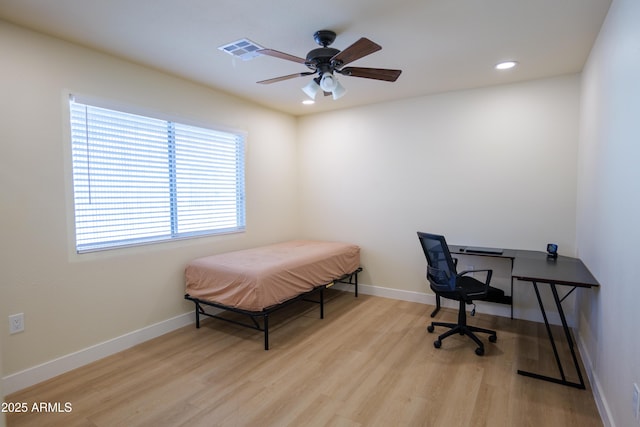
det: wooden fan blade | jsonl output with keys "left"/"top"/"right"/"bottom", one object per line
{"left": 257, "top": 72, "right": 315, "bottom": 84}
{"left": 339, "top": 67, "right": 402, "bottom": 82}
{"left": 257, "top": 48, "right": 307, "bottom": 64}
{"left": 331, "top": 38, "right": 381, "bottom": 66}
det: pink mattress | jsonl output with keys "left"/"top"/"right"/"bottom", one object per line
{"left": 185, "top": 240, "right": 360, "bottom": 311}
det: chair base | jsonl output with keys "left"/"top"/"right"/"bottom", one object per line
{"left": 427, "top": 300, "right": 497, "bottom": 356}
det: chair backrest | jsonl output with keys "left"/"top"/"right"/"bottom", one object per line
{"left": 417, "top": 232, "right": 458, "bottom": 292}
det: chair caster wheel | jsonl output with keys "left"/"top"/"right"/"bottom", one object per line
{"left": 427, "top": 325, "right": 435, "bottom": 333}
{"left": 489, "top": 335, "right": 497, "bottom": 343}
{"left": 434, "top": 340, "right": 441, "bottom": 349}
{"left": 475, "top": 347, "right": 485, "bottom": 356}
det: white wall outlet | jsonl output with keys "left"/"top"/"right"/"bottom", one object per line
{"left": 633, "top": 383, "right": 639, "bottom": 421}
{"left": 9, "top": 313, "right": 24, "bottom": 334}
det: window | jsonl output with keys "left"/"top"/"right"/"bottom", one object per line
{"left": 69, "top": 97, "right": 245, "bottom": 252}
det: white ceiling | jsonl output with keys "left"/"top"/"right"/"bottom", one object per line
{"left": 0, "top": 0, "right": 611, "bottom": 116}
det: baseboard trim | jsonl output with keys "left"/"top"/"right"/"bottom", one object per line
{"left": 576, "top": 333, "right": 614, "bottom": 427}
{"left": 2, "top": 312, "right": 195, "bottom": 396}
{"left": 337, "top": 282, "right": 536, "bottom": 322}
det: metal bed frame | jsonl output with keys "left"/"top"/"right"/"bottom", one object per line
{"left": 184, "top": 267, "right": 362, "bottom": 350}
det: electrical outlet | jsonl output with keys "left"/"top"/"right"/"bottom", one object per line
{"left": 633, "top": 383, "right": 639, "bottom": 421}
{"left": 9, "top": 313, "right": 24, "bottom": 334}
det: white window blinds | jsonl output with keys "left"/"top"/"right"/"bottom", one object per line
{"left": 69, "top": 97, "right": 245, "bottom": 252}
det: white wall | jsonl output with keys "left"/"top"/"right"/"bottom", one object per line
{"left": 297, "top": 76, "right": 581, "bottom": 321}
{"left": 0, "top": 21, "right": 299, "bottom": 377}
{"left": 577, "top": 0, "right": 640, "bottom": 425}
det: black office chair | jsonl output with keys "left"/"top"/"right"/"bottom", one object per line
{"left": 417, "top": 232, "right": 498, "bottom": 356}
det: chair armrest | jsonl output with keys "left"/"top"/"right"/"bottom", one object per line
{"left": 457, "top": 269, "right": 493, "bottom": 285}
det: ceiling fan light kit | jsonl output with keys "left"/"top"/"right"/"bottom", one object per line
{"left": 302, "top": 79, "right": 321, "bottom": 99}
{"left": 320, "top": 73, "right": 337, "bottom": 91}
{"left": 330, "top": 80, "right": 346, "bottom": 100}
{"left": 256, "top": 30, "right": 402, "bottom": 101}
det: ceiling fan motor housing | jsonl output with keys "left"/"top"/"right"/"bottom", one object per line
{"left": 308, "top": 30, "right": 341, "bottom": 74}
{"left": 306, "top": 47, "right": 340, "bottom": 72}
{"left": 313, "top": 30, "right": 336, "bottom": 47}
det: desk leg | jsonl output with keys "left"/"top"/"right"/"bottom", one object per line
{"left": 550, "top": 283, "right": 586, "bottom": 388}
{"left": 510, "top": 276, "right": 514, "bottom": 320}
{"left": 517, "top": 281, "right": 586, "bottom": 389}
{"left": 510, "top": 258, "right": 514, "bottom": 319}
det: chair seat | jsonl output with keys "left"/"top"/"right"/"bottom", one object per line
{"left": 432, "top": 276, "right": 505, "bottom": 303}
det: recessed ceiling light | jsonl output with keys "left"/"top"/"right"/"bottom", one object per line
{"left": 302, "top": 99, "right": 315, "bottom": 105}
{"left": 495, "top": 61, "right": 518, "bottom": 70}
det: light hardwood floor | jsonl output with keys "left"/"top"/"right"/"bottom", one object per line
{"left": 6, "top": 290, "right": 602, "bottom": 426}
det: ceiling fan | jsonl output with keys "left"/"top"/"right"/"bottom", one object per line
{"left": 256, "top": 30, "right": 402, "bottom": 100}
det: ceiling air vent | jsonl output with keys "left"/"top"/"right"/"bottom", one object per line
{"left": 218, "top": 38, "right": 264, "bottom": 61}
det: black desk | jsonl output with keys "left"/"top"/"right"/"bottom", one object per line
{"left": 447, "top": 245, "right": 599, "bottom": 389}
{"left": 511, "top": 251, "right": 598, "bottom": 389}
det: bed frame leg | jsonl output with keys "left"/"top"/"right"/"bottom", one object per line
{"left": 264, "top": 314, "right": 269, "bottom": 350}
{"left": 355, "top": 271, "right": 359, "bottom": 298}
{"left": 195, "top": 303, "right": 201, "bottom": 328}
{"left": 320, "top": 287, "right": 325, "bottom": 319}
